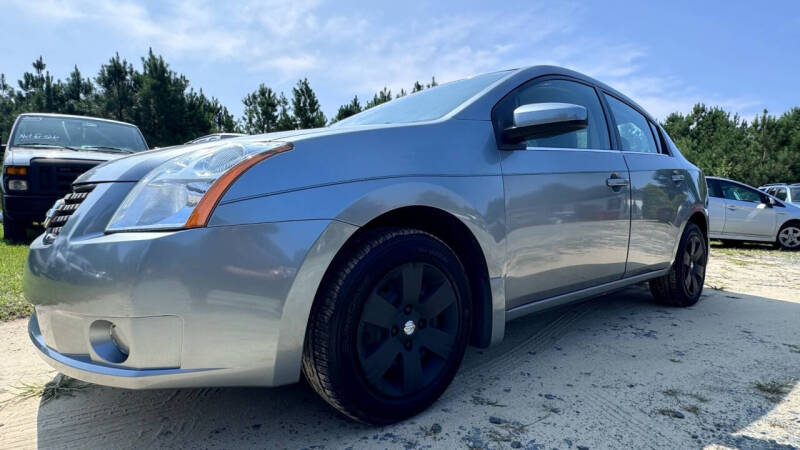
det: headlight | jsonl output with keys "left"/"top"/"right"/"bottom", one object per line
{"left": 106, "top": 141, "right": 292, "bottom": 232}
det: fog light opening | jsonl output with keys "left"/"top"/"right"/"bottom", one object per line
{"left": 89, "top": 320, "right": 129, "bottom": 364}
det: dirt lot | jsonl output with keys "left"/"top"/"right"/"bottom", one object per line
{"left": 1, "top": 243, "right": 798, "bottom": 449}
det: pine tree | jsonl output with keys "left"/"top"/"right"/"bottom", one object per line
{"left": 333, "top": 95, "right": 362, "bottom": 122}
{"left": 412, "top": 81, "right": 424, "bottom": 93}
{"left": 133, "top": 49, "right": 190, "bottom": 146}
{"left": 96, "top": 53, "right": 136, "bottom": 122}
{"left": 291, "top": 78, "right": 326, "bottom": 129}
{"left": 62, "top": 66, "right": 94, "bottom": 115}
{"left": 276, "top": 92, "right": 295, "bottom": 131}
{"left": 426, "top": 76, "right": 438, "bottom": 88}
{"left": 241, "top": 84, "right": 280, "bottom": 133}
{"left": 366, "top": 87, "right": 392, "bottom": 109}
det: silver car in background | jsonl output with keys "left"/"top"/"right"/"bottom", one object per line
{"left": 760, "top": 182, "right": 800, "bottom": 206}
{"left": 707, "top": 177, "right": 800, "bottom": 250}
{"left": 24, "top": 66, "right": 708, "bottom": 424}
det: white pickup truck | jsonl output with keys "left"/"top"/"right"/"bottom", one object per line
{"left": 1, "top": 113, "right": 148, "bottom": 242}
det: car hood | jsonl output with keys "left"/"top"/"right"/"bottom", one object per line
{"left": 5, "top": 147, "right": 127, "bottom": 165}
{"left": 74, "top": 126, "right": 376, "bottom": 185}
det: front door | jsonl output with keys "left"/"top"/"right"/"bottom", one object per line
{"left": 496, "top": 78, "right": 631, "bottom": 309}
{"left": 718, "top": 180, "right": 776, "bottom": 237}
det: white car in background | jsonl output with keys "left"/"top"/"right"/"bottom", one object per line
{"left": 707, "top": 176, "right": 800, "bottom": 250}
{"left": 759, "top": 183, "right": 800, "bottom": 206}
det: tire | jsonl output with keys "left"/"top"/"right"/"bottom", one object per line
{"left": 302, "top": 228, "right": 471, "bottom": 424}
{"left": 650, "top": 223, "right": 707, "bottom": 307}
{"left": 776, "top": 221, "right": 800, "bottom": 251}
{"left": 2, "top": 214, "right": 27, "bottom": 243}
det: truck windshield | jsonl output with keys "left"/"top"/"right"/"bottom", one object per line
{"left": 333, "top": 70, "right": 511, "bottom": 126}
{"left": 11, "top": 116, "right": 148, "bottom": 153}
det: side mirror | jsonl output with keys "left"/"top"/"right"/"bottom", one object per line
{"left": 503, "top": 102, "right": 587, "bottom": 145}
{"left": 762, "top": 196, "right": 776, "bottom": 207}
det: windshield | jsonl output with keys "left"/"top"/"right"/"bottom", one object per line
{"left": 333, "top": 71, "right": 511, "bottom": 126}
{"left": 11, "top": 116, "right": 148, "bottom": 152}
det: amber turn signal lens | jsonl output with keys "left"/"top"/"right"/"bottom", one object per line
{"left": 5, "top": 166, "right": 28, "bottom": 176}
{"left": 185, "top": 143, "right": 293, "bottom": 228}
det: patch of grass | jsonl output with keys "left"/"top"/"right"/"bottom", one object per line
{"left": 471, "top": 395, "right": 506, "bottom": 407}
{"left": 13, "top": 374, "right": 90, "bottom": 403}
{"left": 684, "top": 404, "right": 701, "bottom": 416}
{"left": 0, "top": 228, "right": 32, "bottom": 321}
{"left": 753, "top": 380, "right": 793, "bottom": 402}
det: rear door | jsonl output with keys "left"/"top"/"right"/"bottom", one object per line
{"left": 497, "top": 78, "right": 631, "bottom": 308}
{"left": 602, "top": 93, "right": 686, "bottom": 275}
{"left": 706, "top": 178, "right": 727, "bottom": 234}
{"left": 718, "top": 180, "right": 776, "bottom": 237}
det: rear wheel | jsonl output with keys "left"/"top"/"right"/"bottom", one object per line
{"left": 302, "top": 228, "right": 471, "bottom": 424}
{"left": 2, "top": 215, "right": 27, "bottom": 243}
{"left": 650, "top": 223, "right": 707, "bottom": 307}
{"left": 776, "top": 222, "right": 800, "bottom": 251}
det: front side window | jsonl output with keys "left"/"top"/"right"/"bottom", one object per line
{"left": 790, "top": 187, "right": 800, "bottom": 202}
{"left": 605, "top": 95, "right": 659, "bottom": 154}
{"left": 775, "top": 187, "right": 788, "bottom": 201}
{"left": 493, "top": 79, "right": 610, "bottom": 150}
{"left": 720, "top": 181, "right": 762, "bottom": 203}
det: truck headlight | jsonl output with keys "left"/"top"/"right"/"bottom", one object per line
{"left": 8, "top": 179, "right": 28, "bottom": 191}
{"left": 106, "top": 141, "right": 292, "bottom": 232}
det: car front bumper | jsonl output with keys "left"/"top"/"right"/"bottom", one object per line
{"left": 25, "top": 218, "right": 357, "bottom": 389}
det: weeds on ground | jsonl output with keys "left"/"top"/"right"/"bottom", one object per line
{"left": 12, "top": 374, "right": 90, "bottom": 403}
{"left": 753, "top": 380, "right": 793, "bottom": 402}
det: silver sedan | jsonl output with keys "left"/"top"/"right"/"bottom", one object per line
{"left": 25, "top": 66, "right": 708, "bottom": 424}
{"left": 707, "top": 176, "right": 800, "bottom": 250}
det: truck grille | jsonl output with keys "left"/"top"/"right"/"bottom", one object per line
{"left": 43, "top": 184, "right": 96, "bottom": 240}
{"left": 29, "top": 158, "right": 103, "bottom": 196}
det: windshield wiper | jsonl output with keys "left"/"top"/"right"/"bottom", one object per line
{"left": 16, "top": 142, "right": 82, "bottom": 151}
{"left": 80, "top": 145, "right": 134, "bottom": 154}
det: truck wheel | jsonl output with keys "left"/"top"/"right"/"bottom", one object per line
{"left": 302, "top": 228, "right": 471, "bottom": 424}
{"left": 776, "top": 221, "right": 800, "bottom": 250}
{"left": 2, "top": 215, "right": 27, "bottom": 243}
{"left": 650, "top": 223, "right": 707, "bottom": 307}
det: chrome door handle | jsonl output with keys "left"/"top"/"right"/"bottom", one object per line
{"left": 727, "top": 205, "right": 737, "bottom": 210}
{"left": 606, "top": 177, "right": 630, "bottom": 188}
{"left": 671, "top": 174, "right": 685, "bottom": 182}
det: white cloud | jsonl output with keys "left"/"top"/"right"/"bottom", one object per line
{"left": 3, "top": 0, "right": 764, "bottom": 119}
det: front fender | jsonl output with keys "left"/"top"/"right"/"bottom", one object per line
{"left": 209, "top": 176, "right": 506, "bottom": 278}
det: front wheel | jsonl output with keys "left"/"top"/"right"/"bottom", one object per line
{"left": 650, "top": 223, "right": 707, "bottom": 307}
{"left": 776, "top": 222, "right": 800, "bottom": 251}
{"left": 302, "top": 228, "right": 471, "bottom": 424}
{"left": 2, "top": 214, "right": 28, "bottom": 243}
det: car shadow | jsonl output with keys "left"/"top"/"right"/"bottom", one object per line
{"left": 34, "top": 285, "right": 800, "bottom": 449}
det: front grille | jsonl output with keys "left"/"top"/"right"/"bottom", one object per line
{"left": 43, "top": 184, "right": 95, "bottom": 240}
{"left": 28, "top": 158, "right": 103, "bottom": 196}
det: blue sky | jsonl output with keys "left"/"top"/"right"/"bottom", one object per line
{"left": 1, "top": 0, "right": 798, "bottom": 122}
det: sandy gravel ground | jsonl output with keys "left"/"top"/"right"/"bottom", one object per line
{"left": 1, "top": 244, "right": 799, "bottom": 449}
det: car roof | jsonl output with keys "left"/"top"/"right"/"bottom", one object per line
{"left": 457, "top": 65, "right": 659, "bottom": 125}
{"left": 16, "top": 113, "right": 139, "bottom": 128}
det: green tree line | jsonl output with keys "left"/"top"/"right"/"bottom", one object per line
{"left": 0, "top": 50, "right": 437, "bottom": 148}
{"left": 662, "top": 105, "right": 800, "bottom": 186}
{"left": 1, "top": 51, "right": 797, "bottom": 186}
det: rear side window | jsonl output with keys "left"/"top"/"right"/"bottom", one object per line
{"left": 605, "top": 95, "right": 659, "bottom": 154}
{"left": 493, "top": 79, "right": 610, "bottom": 150}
